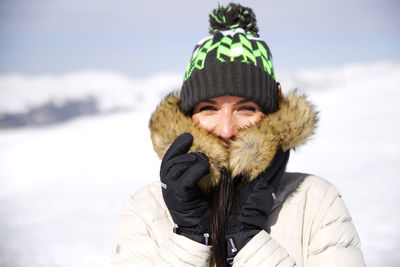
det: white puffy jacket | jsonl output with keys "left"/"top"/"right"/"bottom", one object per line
{"left": 110, "top": 173, "right": 365, "bottom": 266}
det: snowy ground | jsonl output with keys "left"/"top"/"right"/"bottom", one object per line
{"left": 1, "top": 62, "right": 399, "bottom": 266}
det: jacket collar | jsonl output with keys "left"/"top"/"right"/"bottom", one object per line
{"left": 149, "top": 91, "right": 318, "bottom": 191}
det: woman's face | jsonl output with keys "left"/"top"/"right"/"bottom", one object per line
{"left": 192, "top": 95, "right": 264, "bottom": 147}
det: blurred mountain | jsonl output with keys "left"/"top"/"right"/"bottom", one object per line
{"left": 0, "top": 71, "right": 182, "bottom": 129}
{"left": 0, "top": 97, "right": 99, "bottom": 128}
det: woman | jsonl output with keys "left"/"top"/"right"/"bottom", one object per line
{"left": 111, "top": 3, "right": 365, "bottom": 266}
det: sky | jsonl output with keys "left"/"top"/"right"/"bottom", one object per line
{"left": 0, "top": 0, "right": 399, "bottom": 78}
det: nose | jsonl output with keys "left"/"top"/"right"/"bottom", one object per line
{"left": 214, "top": 111, "right": 237, "bottom": 139}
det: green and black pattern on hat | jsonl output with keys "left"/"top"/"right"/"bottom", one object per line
{"left": 180, "top": 3, "right": 280, "bottom": 115}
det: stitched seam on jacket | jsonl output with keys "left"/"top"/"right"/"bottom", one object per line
{"left": 301, "top": 182, "right": 311, "bottom": 267}
{"left": 172, "top": 237, "right": 208, "bottom": 263}
{"left": 270, "top": 245, "right": 292, "bottom": 266}
{"left": 308, "top": 242, "right": 360, "bottom": 257}
{"left": 242, "top": 236, "right": 277, "bottom": 265}
{"left": 158, "top": 248, "right": 175, "bottom": 266}
{"left": 321, "top": 216, "right": 352, "bottom": 229}
{"left": 308, "top": 183, "right": 335, "bottom": 242}
{"left": 275, "top": 254, "right": 293, "bottom": 267}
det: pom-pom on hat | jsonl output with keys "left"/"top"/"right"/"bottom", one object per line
{"left": 180, "top": 3, "right": 280, "bottom": 115}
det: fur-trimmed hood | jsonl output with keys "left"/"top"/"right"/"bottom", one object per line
{"left": 149, "top": 91, "right": 318, "bottom": 191}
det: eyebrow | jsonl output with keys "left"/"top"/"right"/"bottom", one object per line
{"left": 236, "top": 99, "right": 253, "bottom": 105}
{"left": 200, "top": 99, "right": 253, "bottom": 105}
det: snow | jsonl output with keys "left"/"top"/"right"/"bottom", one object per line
{"left": 1, "top": 62, "right": 400, "bottom": 266}
{"left": 0, "top": 112, "right": 160, "bottom": 266}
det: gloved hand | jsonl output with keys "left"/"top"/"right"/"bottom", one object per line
{"left": 226, "top": 148, "right": 290, "bottom": 263}
{"left": 160, "top": 133, "right": 212, "bottom": 245}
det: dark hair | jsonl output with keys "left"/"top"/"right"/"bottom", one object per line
{"left": 209, "top": 169, "right": 246, "bottom": 267}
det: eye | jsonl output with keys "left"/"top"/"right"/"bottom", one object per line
{"left": 199, "top": 105, "right": 217, "bottom": 112}
{"left": 238, "top": 106, "right": 257, "bottom": 112}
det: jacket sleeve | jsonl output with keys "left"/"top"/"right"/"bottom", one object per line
{"left": 232, "top": 182, "right": 365, "bottom": 267}
{"left": 110, "top": 195, "right": 212, "bottom": 267}
{"left": 232, "top": 230, "right": 296, "bottom": 266}
{"left": 305, "top": 184, "right": 365, "bottom": 267}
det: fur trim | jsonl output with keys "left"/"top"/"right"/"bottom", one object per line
{"left": 149, "top": 91, "right": 317, "bottom": 191}
{"left": 149, "top": 92, "right": 227, "bottom": 191}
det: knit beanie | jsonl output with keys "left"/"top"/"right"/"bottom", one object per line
{"left": 180, "top": 3, "right": 280, "bottom": 115}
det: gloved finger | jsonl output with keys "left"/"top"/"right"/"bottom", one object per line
{"left": 161, "top": 152, "right": 209, "bottom": 184}
{"left": 192, "top": 151, "right": 209, "bottom": 162}
{"left": 180, "top": 154, "right": 210, "bottom": 190}
{"left": 162, "top": 133, "right": 193, "bottom": 166}
{"left": 165, "top": 162, "right": 193, "bottom": 182}
{"left": 161, "top": 153, "right": 199, "bottom": 179}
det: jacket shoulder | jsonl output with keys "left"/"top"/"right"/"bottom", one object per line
{"left": 272, "top": 173, "right": 364, "bottom": 265}
{"left": 292, "top": 174, "right": 362, "bottom": 253}
{"left": 129, "top": 181, "right": 164, "bottom": 204}
{"left": 278, "top": 172, "right": 356, "bottom": 240}
{"left": 286, "top": 173, "right": 350, "bottom": 221}
{"left": 276, "top": 173, "right": 338, "bottom": 206}
{"left": 283, "top": 172, "right": 335, "bottom": 192}
{"left": 121, "top": 181, "right": 170, "bottom": 223}
{"left": 279, "top": 173, "right": 341, "bottom": 204}
{"left": 296, "top": 174, "right": 348, "bottom": 217}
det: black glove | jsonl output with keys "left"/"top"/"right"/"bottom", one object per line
{"left": 160, "top": 133, "right": 212, "bottom": 245}
{"left": 226, "top": 149, "right": 290, "bottom": 263}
